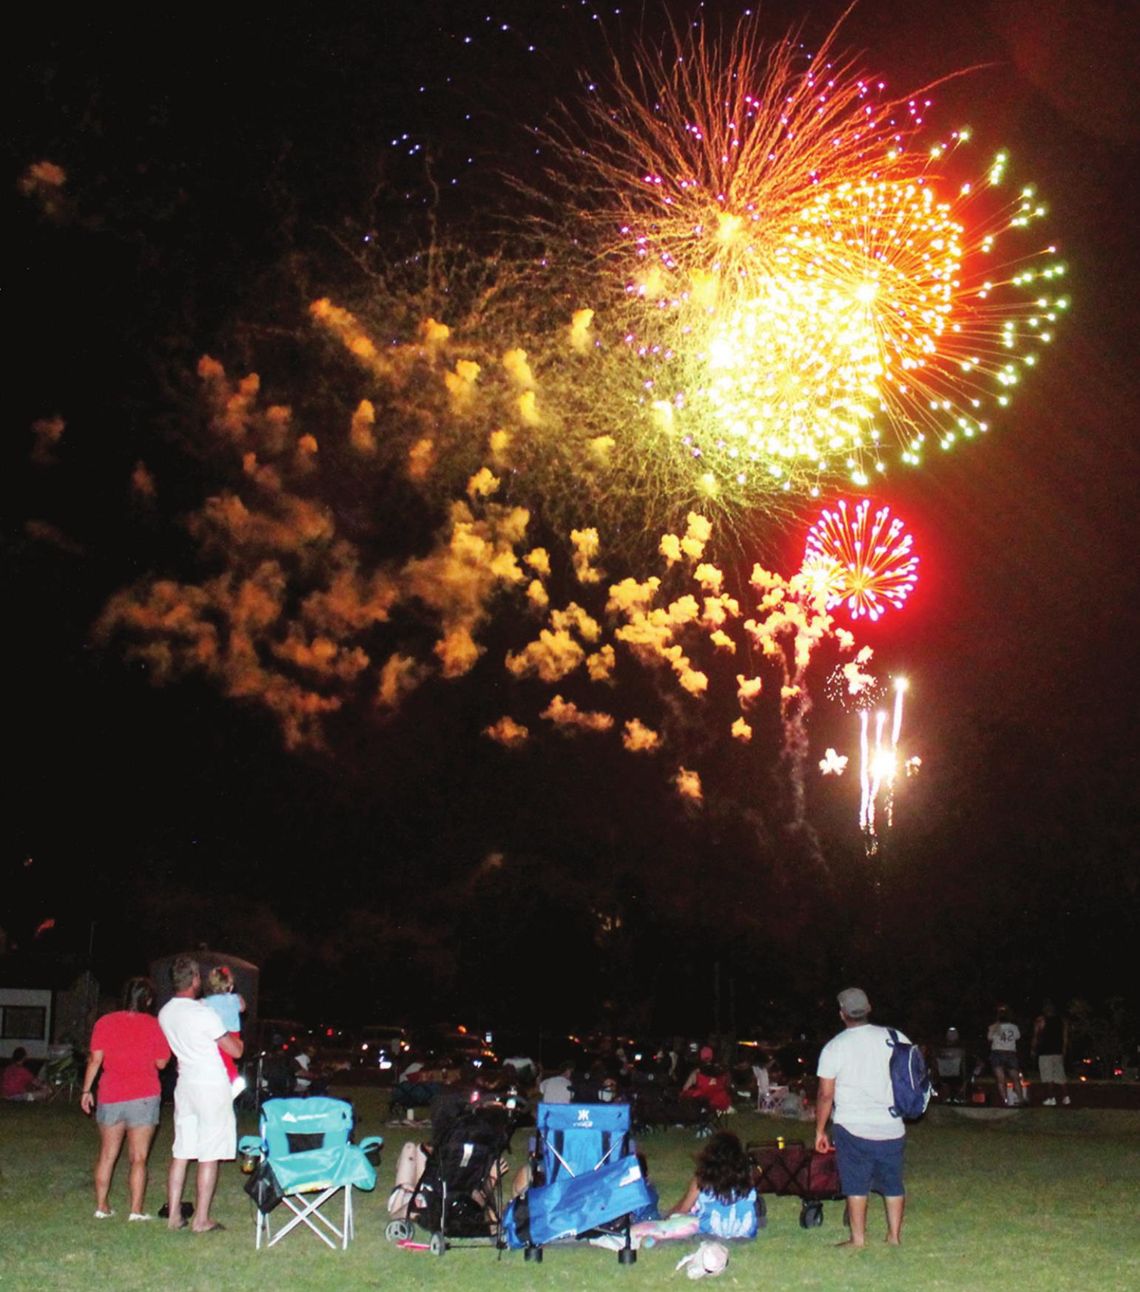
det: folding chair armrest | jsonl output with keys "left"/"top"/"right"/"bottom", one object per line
{"left": 358, "top": 1135, "right": 383, "bottom": 1154}
{"left": 237, "top": 1135, "right": 264, "bottom": 1157}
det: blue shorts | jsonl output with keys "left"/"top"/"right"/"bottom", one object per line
{"left": 832, "top": 1124, "right": 905, "bottom": 1197}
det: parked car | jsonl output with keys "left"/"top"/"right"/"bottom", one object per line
{"left": 412, "top": 1025, "right": 497, "bottom": 1070}
{"left": 355, "top": 1023, "right": 411, "bottom": 1079}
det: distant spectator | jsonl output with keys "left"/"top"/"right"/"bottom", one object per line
{"left": 681, "top": 1046, "right": 734, "bottom": 1113}
{"left": 935, "top": 1028, "right": 967, "bottom": 1103}
{"left": 1032, "top": 1001, "right": 1071, "bottom": 1106}
{"left": 292, "top": 1043, "right": 328, "bottom": 1097}
{"left": 987, "top": 1006, "right": 1026, "bottom": 1106}
{"left": 538, "top": 1063, "right": 574, "bottom": 1104}
{"left": 2, "top": 1048, "right": 54, "bottom": 1102}
{"left": 79, "top": 977, "right": 171, "bottom": 1219}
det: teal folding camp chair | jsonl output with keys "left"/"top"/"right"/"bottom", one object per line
{"left": 238, "top": 1097, "right": 382, "bottom": 1249}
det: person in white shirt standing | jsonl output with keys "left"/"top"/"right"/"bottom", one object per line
{"left": 158, "top": 955, "right": 243, "bottom": 1233}
{"left": 814, "top": 987, "right": 907, "bottom": 1248}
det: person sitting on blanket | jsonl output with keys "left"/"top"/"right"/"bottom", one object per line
{"left": 631, "top": 1131, "right": 759, "bottom": 1242}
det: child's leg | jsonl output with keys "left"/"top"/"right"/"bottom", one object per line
{"left": 218, "top": 1037, "right": 238, "bottom": 1082}
{"left": 631, "top": 1214, "right": 700, "bottom": 1242}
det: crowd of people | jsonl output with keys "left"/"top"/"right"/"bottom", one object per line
{"left": 2, "top": 968, "right": 1081, "bottom": 1247}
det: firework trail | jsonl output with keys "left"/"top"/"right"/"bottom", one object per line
{"left": 858, "top": 675, "right": 908, "bottom": 855}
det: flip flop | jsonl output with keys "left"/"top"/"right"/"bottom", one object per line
{"left": 168, "top": 1219, "right": 188, "bottom": 1231}
{"left": 193, "top": 1221, "right": 226, "bottom": 1233}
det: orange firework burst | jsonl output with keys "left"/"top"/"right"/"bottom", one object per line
{"left": 803, "top": 498, "right": 917, "bottom": 622}
{"left": 550, "top": 12, "right": 1066, "bottom": 506}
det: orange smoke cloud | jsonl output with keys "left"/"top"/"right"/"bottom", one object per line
{"left": 350, "top": 400, "right": 377, "bottom": 455}
{"left": 484, "top": 715, "right": 530, "bottom": 747}
{"left": 622, "top": 719, "right": 660, "bottom": 752}
{"left": 540, "top": 694, "right": 614, "bottom": 733}
{"left": 31, "top": 416, "right": 65, "bottom": 466}
{"left": 376, "top": 653, "right": 425, "bottom": 709}
{"left": 674, "top": 767, "right": 703, "bottom": 802}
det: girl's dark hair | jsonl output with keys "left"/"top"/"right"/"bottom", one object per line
{"left": 122, "top": 976, "right": 157, "bottom": 1013}
{"left": 694, "top": 1131, "right": 753, "bottom": 1203}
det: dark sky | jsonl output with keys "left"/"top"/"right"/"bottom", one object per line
{"left": 8, "top": 1, "right": 1138, "bottom": 1039}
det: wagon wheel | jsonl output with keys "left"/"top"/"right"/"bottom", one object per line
{"left": 800, "top": 1200, "right": 824, "bottom": 1229}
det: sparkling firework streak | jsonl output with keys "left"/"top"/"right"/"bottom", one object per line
{"left": 560, "top": 13, "right": 1067, "bottom": 506}
{"left": 859, "top": 676, "right": 908, "bottom": 856}
{"left": 825, "top": 655, "right": 886, "bottom": 711}
{"left": 803, "top": 498, "right": 917, "bottom": 621}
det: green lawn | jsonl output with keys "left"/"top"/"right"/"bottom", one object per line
{"left": 2, "top": 1094, "right": 1138, "bottom": 1291}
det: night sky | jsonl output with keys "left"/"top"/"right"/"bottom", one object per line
{"left": 9, "top": 1, "right": 1138, "bottom": 1045}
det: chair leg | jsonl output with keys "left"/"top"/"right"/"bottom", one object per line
{"left": 254, "top": 1185, "right": 360, "bottom": 1250}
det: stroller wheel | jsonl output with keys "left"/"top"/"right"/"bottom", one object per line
{"left": 800, "top": 1201, "right": 824, "bottom": 1229}
{"left": 385, "top": 1219, "right": 413, "bottom": 1243}
{"left": 524, "top": 1245, "right": 544, "bottom": 1263}
{"left": 618, "top": 1246, "right": 636, "bottom": 1266}
{"left": 429, "top": 1231, "right": 446, "bottom": 1256}
{"left": 757, "top": 1195, "right": 768, "bottom": 1230}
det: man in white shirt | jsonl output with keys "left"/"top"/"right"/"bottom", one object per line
{"left": 538, "top": 1064, "right": 574, "bottom": 1103}
{"left": 814, "top": 987, "right": 907, "bottom": 1247}
{"left": 158, "top": 956, "right": 243, "bottom": 1233}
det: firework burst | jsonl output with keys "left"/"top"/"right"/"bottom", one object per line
{"left": 803, "top": 498, "right": 917, "bottom": 621}
{"left": 545, "top": 12, "right": 1066, "bottom": 509}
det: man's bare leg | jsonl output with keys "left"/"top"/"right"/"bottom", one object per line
{"left": 167, "top": 1157, "right": 189, "bottom": 1229}
{"left": 884, "top": 1194, "right": 905, "bottom": 1245}
{"left": 190, "top": 1160, "right": 220, "bottom": 1231}
{"left": 838, "top": 1194, "right": 868, "bottom": 1247}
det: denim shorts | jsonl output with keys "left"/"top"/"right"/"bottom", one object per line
{"left": 96, "top": 1095, "right": 161, "bottom": 1128}
{"left": 832, "top": 1124, "right": 905, "bottom": 1197}
{"left": 989, "top": 1051, "right": 1020, "bottom": 1074}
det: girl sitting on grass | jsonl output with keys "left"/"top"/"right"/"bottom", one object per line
{"left": 632, "top": 1131, "right": 759, "bottom": 1242}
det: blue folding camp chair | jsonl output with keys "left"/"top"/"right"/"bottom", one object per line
{"left": 504, "top": 1102, "right": 652, "bottom": 1265}
{"left": 238, "top": 1096, "right": 382, "bottom": 1249}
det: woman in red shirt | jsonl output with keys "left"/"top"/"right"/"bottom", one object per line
{"left": 80, "top": 977, "right": 171, "bottom": 1220}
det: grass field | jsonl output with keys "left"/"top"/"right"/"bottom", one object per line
{"left": 2, "top": 1093, "right": 1138, "bottom": 1291}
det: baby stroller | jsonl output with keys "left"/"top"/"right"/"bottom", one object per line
{"left": 504, "top": 1102, "right": 654, "bottom": 1266}
{"left": 385, "top": 1103, "right": 512, "bottom": 1255}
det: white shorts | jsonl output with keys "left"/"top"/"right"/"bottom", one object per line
{"left": 1038, "top": 1054, "right": 1067, "bottom": 1084}
{"left": 172, "top": 1082, "right": 236, "bottom": 1162}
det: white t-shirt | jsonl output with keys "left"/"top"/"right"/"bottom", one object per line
{"left": 817, "top": 1023, "right": 907, "bottom": 1141}
{"left": 987, "top": 1022, "right": 1020, "bottom": 1053}
{"left": 159, "top": 996, "right": 228, "bottom": 1088}
{"left": 538, "top": 1075, "right": 573, "bottom": 1103}
{"left": 293, "top": 1052, "right": 312, "bottom": 1091}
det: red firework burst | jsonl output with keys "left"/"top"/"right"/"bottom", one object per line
{"left": 803, "top": 499, "right": 918, "bottom": 622}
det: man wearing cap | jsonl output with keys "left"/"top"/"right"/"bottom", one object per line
{"left": 814, "top": 988, "right": 908, "bottom": 1247}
